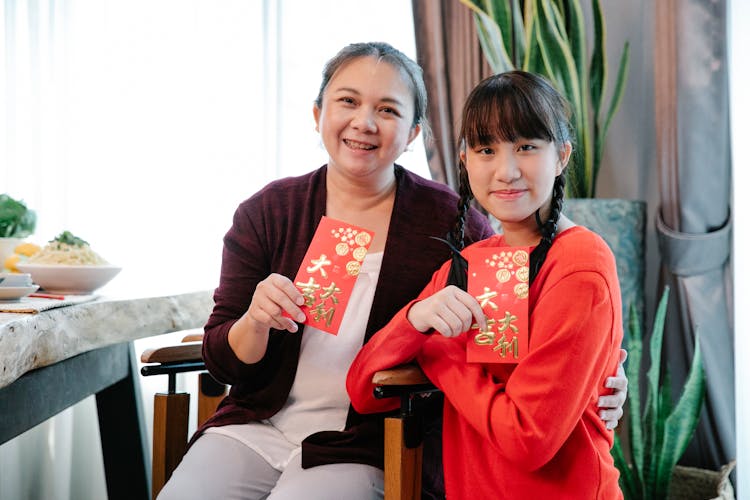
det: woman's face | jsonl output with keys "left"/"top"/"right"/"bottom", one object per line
{"left": 313, "top": 56, "right": 420, "bottom": 181}
{"left": 461, "top": 138, "right": 570, "bottom": 232}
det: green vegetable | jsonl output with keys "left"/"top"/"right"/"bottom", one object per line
{"left": 0, "top": 194, "right": 37, "bottom": 238}
{"left": 51, "top": 230, "right": 90, "bottom": 247}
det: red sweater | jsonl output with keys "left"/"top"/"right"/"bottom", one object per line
{"left": 347, "top": 227, "right": 623, "bottom": 499}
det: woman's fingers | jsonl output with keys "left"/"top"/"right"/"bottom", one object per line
{"left": 250, "top": 273, "right": 306, "bottom": 331}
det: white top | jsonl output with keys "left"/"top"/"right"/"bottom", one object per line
{"left": 206, "top": 251, "right": 384, "bottom": 470}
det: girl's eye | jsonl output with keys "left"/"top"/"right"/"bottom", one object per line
{"left": 339, "top": 97, "right": 356, "bottom": 105}
{"left": 478, "top": 147, "right": 494, "bottom": 155}
{"left": 518, "top": 144, "right": 536, "bottom": 152}
{"left": 380, "top": 107, "right": 400, "bottom": 116}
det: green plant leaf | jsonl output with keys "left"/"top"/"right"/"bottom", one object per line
{"left": 0, "top": 194, "right": 37, "bottom": 238}
{"left": 589, "top": 0, "right": 606, "bottom": 122}
{"left": 484, "top": 0, "right": 514, "bottom": 62}
{"left": 657, "top": 337, "right": 706, "bottom": 498}
{"left": 595, "top": 41, "right": 630, "bottom": 189}
{"left": 612, "top": 435, "right": 637, "bottom": 500}
{"left": 624, "top": 301, "right": 645, "bottom": 495}
{"left": 460, "top": 0, "right": 515, "bottom": 73}
{"left": 642, "top": 286, "right": 670, "bottom": 494}
{"left": 508, "top": 0, "right": 525, "bottom": 67}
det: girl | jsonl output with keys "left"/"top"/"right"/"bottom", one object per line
{"left": 347, "top": 71, "right": 624, "bottom": 499}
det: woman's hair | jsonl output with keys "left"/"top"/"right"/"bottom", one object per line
{"left": 314, "top": 42, "right": 429, "bottom": 132}
{"left": 451, "top": 70, "right": 573, "bottom": 283}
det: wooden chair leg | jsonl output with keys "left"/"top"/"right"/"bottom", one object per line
{"left": 384, "top": 417, "right": 422, "bottom": 500}
{"left": 197, "top": 372, "right": 227, "bottom": 427}
{"left": 152, "top": 392, "right": 190, "bottom": 500}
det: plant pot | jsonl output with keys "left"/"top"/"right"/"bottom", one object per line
{"left": 668, "top": 461, "right": 736, "bottom": 500}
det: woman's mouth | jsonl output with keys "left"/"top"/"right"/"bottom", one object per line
{"left": 344, "top": 139, "right": 377, "bottom": 151}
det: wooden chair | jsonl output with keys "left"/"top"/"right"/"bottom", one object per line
{"left": 140, "top": 332, "right": 435, "bottom": 500}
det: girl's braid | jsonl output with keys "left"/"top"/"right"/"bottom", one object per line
{"left": 450, "top": 160, "right": 474, "bottom": 250}
{"left": 529, "top": 174, "right": 565, "bottom": 282}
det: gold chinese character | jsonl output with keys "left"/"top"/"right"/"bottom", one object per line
{"left": 307, "top": 254, "right": 332, "bottom": 278}
{"left": 320, "top": 282, "right": 341, "bottom": 304}
{"left": 493, "top": 334, "right": 519, "bottom": 358}
{"left": 296, "top": 277, "right": 321, "bottom": 307}
{"left": 472, "top": 319, "right": 497, "bottom": 345}
{"left": 476, "top": 287, "right": 498, "bottom": 310}
{"left": 311, "top": 302, "right": 335, "bottom": 327}
{"left": 497, "top": 311, "right": 519, "bottom": 334}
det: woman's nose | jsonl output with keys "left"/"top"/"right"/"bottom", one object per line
{"left": 351, "top": 108, "right": 377, "bottom": 132}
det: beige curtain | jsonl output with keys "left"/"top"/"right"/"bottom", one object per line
{"left": 412, "top": 0, "right": 492, "bottom": 189}
{"left": 654, "top": 0, "right": 733, "bottom": 471}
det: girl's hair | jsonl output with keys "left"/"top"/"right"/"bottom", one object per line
{"left": 314, "top": 42, "right": 429, "bottom": 133}
{"left": 451, "top": 70, "right": 573, "bottom": 282}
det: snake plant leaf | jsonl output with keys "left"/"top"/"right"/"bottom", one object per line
{"left": 624, "top": 302, "right": 645, "bottom": 490}
{"left": 642, "top": 286, "right": 669, "bottom": 494}
{"left": 590, "top": 0, "right": 606, "bottom": 121}
{"left": 612, "top": 436, "right": 638, "bottom": 499}
{"left": 560, "top": 0, "right": 587, "bottom": 102}
{"left": 657, "top": 339, "right": 706, "bottom": 499}
{"left": 595, "top": 41, "right": 630, "bottom": 185}
{"left": 510, "top": 0, "right": 526, "bottom": 67}
{"left": 460, "top": 0, "right": 515, "bottom": 73}
{"left": 483, "top": 0, "right": 514, "bottom": 62}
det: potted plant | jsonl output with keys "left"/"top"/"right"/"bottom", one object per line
{"left": 457, "top": 0, "right": 646, "bottom": 322}
{"left": 0, "top": 193, "right": 37, "bottom": 269}
{"left": 612, "top": 286, "right": 734, "bottom": 499}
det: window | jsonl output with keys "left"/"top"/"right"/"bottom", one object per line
{"left": 1, "top": 0, "right": 429, "bottom": 296}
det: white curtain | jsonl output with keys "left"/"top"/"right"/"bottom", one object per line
{"left": 0, "top": 1, "right": 428, "bottom": 498}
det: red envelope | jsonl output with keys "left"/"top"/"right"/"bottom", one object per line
{"left": 291, "top": 216, "right": 374, "bottom": 335}
{"left": 465, "top": 246, "right": 531, "bottom": 363}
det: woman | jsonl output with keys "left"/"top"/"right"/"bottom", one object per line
{"left": 159, "top": 45, "right": 625, "bottom": 500}
{"left": 347, "top": 71, "right": 624, "bottom": 499}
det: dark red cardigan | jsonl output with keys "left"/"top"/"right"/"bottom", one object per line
{"left": 196, "top": 164, "right": 494, "bottom": 469}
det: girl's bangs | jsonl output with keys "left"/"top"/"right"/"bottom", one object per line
{"left": 463, "top": 79, "right": 555, "bottom": 148}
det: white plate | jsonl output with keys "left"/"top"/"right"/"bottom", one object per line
{"left": 16, "top": 264, "right": 122, "bottom": 295}
{"left": 0, "top": 285, "right": 40, "bottom": 300}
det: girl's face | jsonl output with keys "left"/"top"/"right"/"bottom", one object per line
{"left": 461, "top": 138, "right": 571, "bottom": 232}
{"left": 313, "top": 56, "right": 420, "bottom": 181}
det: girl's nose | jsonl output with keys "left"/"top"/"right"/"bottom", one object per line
{"left": 494, "top": 152, "right": 520, "bottom": 183}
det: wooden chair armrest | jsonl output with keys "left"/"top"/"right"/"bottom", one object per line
{"left": 372, "top": 364, "right": 430, "bottom": 386}
{"left": 141, "top": 342, "right": 203, "bottom": 364}
{"left": 181, "top": 332, "right": 204, "bottom": 343}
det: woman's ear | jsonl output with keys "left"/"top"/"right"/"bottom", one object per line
{"left": 313, "top": 104, "right": 321, "bottom": 133}
{"left": 405, "top": 124, "right": 421, "bottom": 150}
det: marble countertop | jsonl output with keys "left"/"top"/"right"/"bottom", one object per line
{"left": 0, "top": 290, "right": 214, "bottom": 389}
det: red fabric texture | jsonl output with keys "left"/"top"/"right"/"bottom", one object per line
{"left": 347, "top": 226, "right": 624, "bottom": 499}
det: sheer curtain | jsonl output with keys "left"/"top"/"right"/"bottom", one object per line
{"left": 0, "top": 1, "right": 428, "bottom": 498}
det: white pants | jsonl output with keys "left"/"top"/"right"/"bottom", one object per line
{"left": 157, "top": 433, "right": 384, "bottom": 500}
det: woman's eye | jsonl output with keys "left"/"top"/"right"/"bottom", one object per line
{"left": 339, "top": 97, "right": 356, "bottom": 105}
{"left": 518, "top": 144, "right": 536, "bottom": 152}
{"left": 478, "top": 147, "right": 494, "bottom": 155}
{"left": 380, "top": 107, "right": 400, "bottom": 116}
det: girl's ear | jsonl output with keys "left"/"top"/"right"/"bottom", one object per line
{"left": 557, "top": 141, "right": 572, "bottom": 175}
{"left": 459, "top": 148, "right": 467, "bottom": 164}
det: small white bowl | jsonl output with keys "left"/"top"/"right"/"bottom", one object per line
{"left": 0, "top": 272, "right": 33, "bottom": 287}
{"left": 16, "top": 263, "right": 122, "bottom": 294}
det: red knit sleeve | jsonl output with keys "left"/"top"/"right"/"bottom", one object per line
{"left": 346, "top": 262, "right": 451, "bottom": 414}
